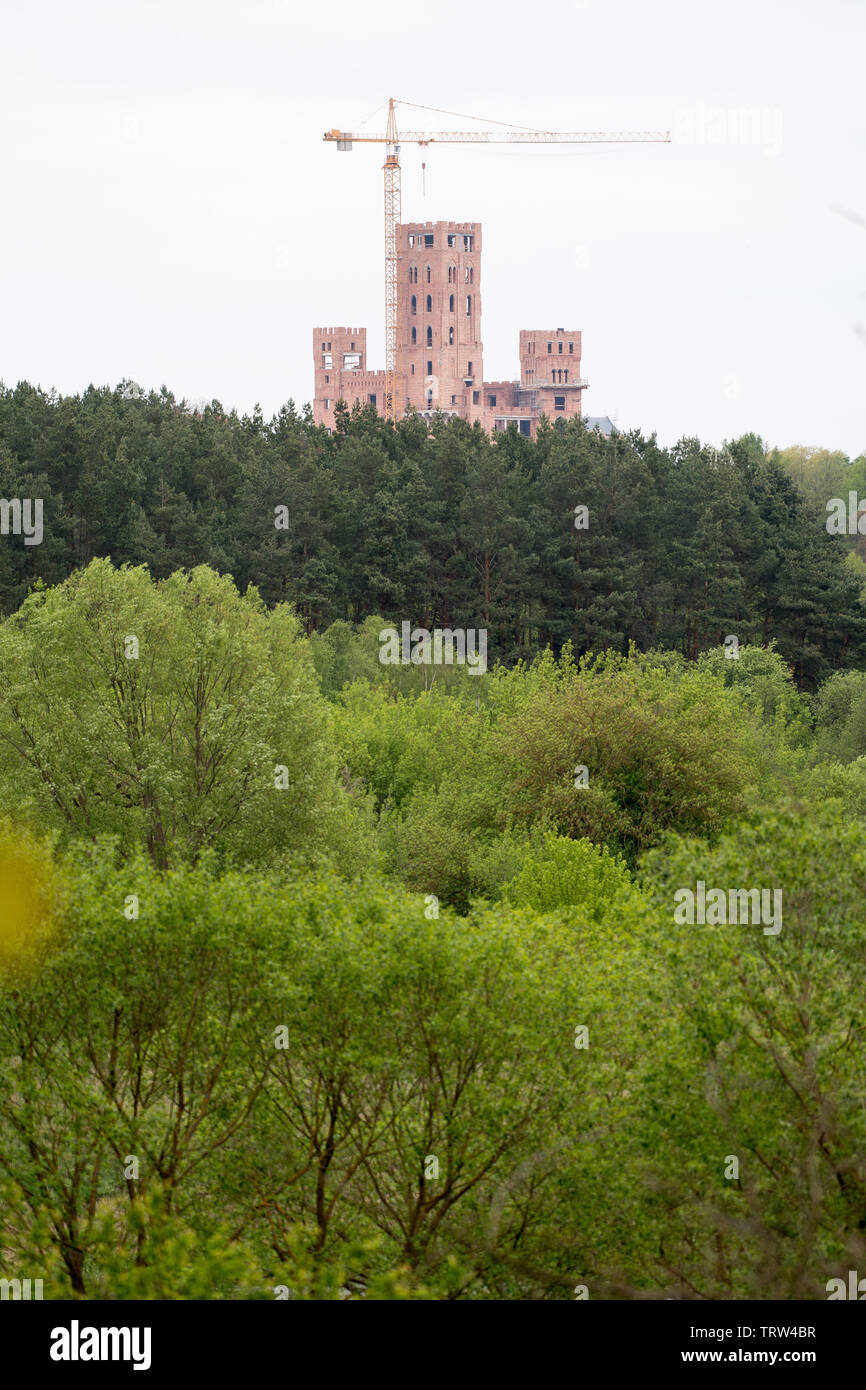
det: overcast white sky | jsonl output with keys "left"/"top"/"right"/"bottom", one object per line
{"left": 2, "top": 0, "right": 864, "bottom": 454}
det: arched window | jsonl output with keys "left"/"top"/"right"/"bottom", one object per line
{"left": 426, "top": 326, "right": 433, "bottom": 346}
{"left": 426, "top": 294, "right": 432, "bottom": 312}
{"left": 426, "top": 266, "right": 431, "bottom": 283}
{"left": 411, "top": 326, "right": 417, "bottom": 344}
{"left": 411, "top": 295, "right": 417, "bottom": 315}
{"left": 449, "top": 293, "right": 454, "bottom": 312}
{"left": 465, "top": 294, "right": 471, "bottom": 316}
{"left": 448, "top": 326, "right": 454, "bottom": 344}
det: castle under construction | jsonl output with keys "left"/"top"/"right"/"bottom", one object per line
{"left": 313, "top": 219, "right": 608, "bottom": 438}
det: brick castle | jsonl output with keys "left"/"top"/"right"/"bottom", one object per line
{"left": 313, "top": 219, "right": 609, "bottom": 438}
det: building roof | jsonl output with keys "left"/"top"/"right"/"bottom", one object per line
{"left": 584, "top": 415, "right": 615, "bottom": 435}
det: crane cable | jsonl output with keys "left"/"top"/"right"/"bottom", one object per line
{"left": 390, "top": 98, "right": 559, "bottom": 136}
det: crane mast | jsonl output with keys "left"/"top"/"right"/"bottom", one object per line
{"left": 383, "top": 99, "right": 401, "bottom": 424}
{"left": 326, "top": 98, "right": 670, "bottom": 423}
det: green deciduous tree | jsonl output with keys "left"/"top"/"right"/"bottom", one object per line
{"left": 0, "top": 559, "right": 370, "bottom": 869}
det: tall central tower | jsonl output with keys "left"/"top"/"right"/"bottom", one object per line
{"left": 397, "top": 220, "right": 484, "bottom": 424}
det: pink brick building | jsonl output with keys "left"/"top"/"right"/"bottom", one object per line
{"left": 312, "top": 219, "right": 590, "bottom": 437}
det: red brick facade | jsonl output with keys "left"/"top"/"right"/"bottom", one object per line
{"left": 313, "top": 221, "right": 588, "bottom": 436}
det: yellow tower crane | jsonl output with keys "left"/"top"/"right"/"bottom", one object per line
{"left": 325, "top": 98, "right": 670, "bottom": 422}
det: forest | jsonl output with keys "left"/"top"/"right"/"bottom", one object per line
{"left": 1, "top": 380, "right": 865, "bottom": 1299}
{"left": 2, "top": 380, "right": 866, "bottom": 685}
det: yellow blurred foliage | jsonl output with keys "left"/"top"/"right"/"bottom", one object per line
{"left": 0, "top": 825, "right": 61, "bottom": 976}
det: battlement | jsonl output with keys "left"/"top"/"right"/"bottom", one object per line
{"left": 398, "top": 220, "right": 479, "bottom": 231}
{"left": 314, "top": 327, "right": 366, "bottom": 340}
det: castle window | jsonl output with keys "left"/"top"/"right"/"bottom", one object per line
{"left": 424, "top": 233, "right": 434, "bottom": 247}
{"left": 466, "top": 295, "right": 471, "bottom": 315}
{"left": 564, "top": 370, "right": 568, "bottom": 383}
{"left": 426, "top": 326, "right": 433, "bottom": 346}
{"left": 473, "top": 390, "right": 480, "bottom": 404}
{"left": 323, "top": 354, "right": 332, "bottom": 368}
{"left": 555, "top": 395, "right": 566, "bottom": 411}
{"left": 426, "top": 294, "right": 432, "bottom": 312}
{"left": 547, "top": 343, "right": 552, "bottom": 353}
{"left": 451, "top": 395, "right": 457, "bottom": 405}
{"left": 520, "top": 419, "right": 531, "bottom": 437}
{"left": 449, "top": 294, "right": 454, "bottom": 312}
{"left": 427, "top": 360, "right": 433, "bottom": 375}
{"left": 447, "top": 233, "right": 456, "bottom": 247}
{"left": 369, "top": 394, "right": 377, "bottom": 405}
{"left": 558, "top": 342, "right": 563, "bottom": 353}
{"left": 488, "top": 393, "right": 496, "bottom": 407}
{"left": 448, "top": 326, "right": 454, "bottom": 344}
{"left": 408, "top": 234, "right": 416, "bottom": 247}
{"left": 343, "top": 353, "right": 361, "bottom": 369}
{"left": 464, "top": 234, "right": 473, "bottom": 250}
{"left": 325, "top": 374, "right": 329, "bottom": 383}
{"left": 411, "top": 295, "right": 417, "bottom": 314}
{"left": 569, "top": 342, "right": 574, "bottom": 353}
{"left": 426, "top": 266, "right": 431, "bottom": 282}
{"left": 324, "top": 398, "right": 330, "bottom": 409}
{"left": 411, "top": 326, "right": 417, "bottom": 344}
{"left": 411, "top": 364, "right": 415, "bottom": 375}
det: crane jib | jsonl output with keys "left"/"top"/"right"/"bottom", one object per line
{"left": 325, "top": 131, "right": 671, "bottom": 144}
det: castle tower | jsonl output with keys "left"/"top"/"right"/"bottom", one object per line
{"left": 397, "top": 221, "right": 484, "bottom": 423}
{"left": 312, "top": 327, "right": 386, "bottom": 431}
{"left": 517, "top": 329, "right": 587, "bottom": 425}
